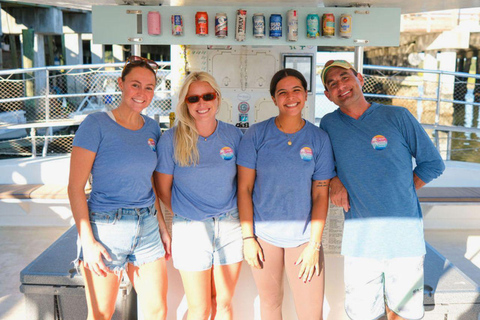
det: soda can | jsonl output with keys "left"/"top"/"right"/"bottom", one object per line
{"left": 322, "top": 13, "right": 335, "bottom": 37}
{"left": 286, "top": 9, "right": 298, "bottom": 42}
{"left": 235, "top": 9, "right": 247, "bottom": 41}
{"left": 147, "top": 11, "right": 161, "bottom": 35}
{"left": 253, "top": 13, "right": 266, "bottom": 38}
{"left": 215, "top": 13, "right": 228, "bottom": 38}
{"left": 196, "top": 11, "right": 208, "bottom": 36}
{"left": 340, "top": 13, "right": 352, "bottom": 38}
{"left": 171, "top": 15, "right": 183, "bottom": 36}
{"left": 269, "top": 14, "right": 282, "bottom": 39}
{"left": 306, "top": 14, "right": 320, "bottom": 38}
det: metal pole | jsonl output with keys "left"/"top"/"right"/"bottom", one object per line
{"left": 354, "top": 46, "right": 364, "bottom": 74}
{"left": 446, "top": 130, "right": 452, "bottom": 160}
{"left": 435, "top": 72, "right": 442, "bottom": 126}
{"left": 132, "top": 45, "right": 141, "bottom": 57}
{"left": 31, "top": 128, "right": 36, "bottom": 158}
{"left": 45, "top": 68, "right": 50, "bottom": 122}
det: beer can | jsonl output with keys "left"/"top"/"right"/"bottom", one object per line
{"left": 239, "top": 114, "right": 248, "bottom": 123}
{"left": 147, "top": 11, "right": 161, "bottom": 35}
{"left": 306, "top": 14, "right": 320, "bottom": 38}
{"left": 195, "top": 11, "right": 208, "bottom": 36}
{"left": 340, "top": 14, "right": 352, "bottom": 38}
{"left": 253, "top": 13, "right": 266, "bottom": 38}
{"left": 215, "top": 13, "right": 228, "bottom": 38}
{"left": 269, "top": 14, "right": 282, "bottom": 39}
{"left": 322, "top": 13, "right": 335, "bottom": 37}
{"left": 235, "top": 9, "right": 247, "bottom": 41}
{"left": 287, "top": 10, "right": 298, "bottom": 42}
{"left": 171, "top": 15, "right": 183, "bottom": 36}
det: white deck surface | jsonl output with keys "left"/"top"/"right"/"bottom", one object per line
{"left": 2, "top": 226, "right": 480, "bottom": 320}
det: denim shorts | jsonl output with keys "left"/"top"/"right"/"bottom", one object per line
{"left": 172, "top": 209, "right": 243, "bottom": 271}
{"left": 76, "top": 204, "right": 165, "bottom": 274}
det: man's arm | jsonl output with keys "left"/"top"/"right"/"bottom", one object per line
{"left": 330, "top": 176, "right": 350, "bottom": 212}
{"left": 413, "top": 173, "right": 426, "bottom": 190}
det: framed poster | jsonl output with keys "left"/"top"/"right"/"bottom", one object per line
{"left": 282, "top": 54, "right": 314, "bottom": 93}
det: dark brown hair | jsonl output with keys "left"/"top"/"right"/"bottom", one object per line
{"left": 121, "top": 60, "right": 156, "bottom": 81}
{"left": 269, "top": 68, "right": 308, "bottom": 97}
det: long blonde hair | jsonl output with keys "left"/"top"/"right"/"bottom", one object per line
{"left": 174, "top": 72, "right": 222, "bottom": 166}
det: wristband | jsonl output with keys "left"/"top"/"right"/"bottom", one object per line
{"left": 243, "top": 236, "right": 257, "bottom": 241}
{"left": 309, "top": 241, "right": 322, "bottom": 251}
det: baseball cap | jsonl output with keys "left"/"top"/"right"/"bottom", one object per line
{"left": 321, "top": 60, "right": 357, "bottom": 87}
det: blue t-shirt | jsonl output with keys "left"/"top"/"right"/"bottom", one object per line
{"left": 237, "top": 117, "right": 336, "bottom": 248}
{"left": 155, "top": 121, "right": 242, "bottom": 221}
{"left": 320, "top": 103, "right": 445, "bottom": 259}
{"left": 72, "top": 112, "right": 161, "bottom": 212}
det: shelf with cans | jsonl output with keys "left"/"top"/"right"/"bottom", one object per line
{"left": 93, "top": 6, "right": 400, "bottom": 47}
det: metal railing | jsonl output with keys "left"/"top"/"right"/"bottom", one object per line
{"left": 315, "top": 64, "right": 480, "bottom": 163}
{"left": 0, "top": 61, "right": 479, "bottom": 163}
{"left": 0, "top": 62, "right": 172, "bottom": 157}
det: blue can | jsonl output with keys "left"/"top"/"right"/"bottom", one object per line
{"left": 269, "top": 14, "right": 282, "bottom": 39}
{"left": 239, "top": 114, "right": 248, "bottom": 123}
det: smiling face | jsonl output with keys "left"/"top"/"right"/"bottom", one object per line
{"left": 118, "top": 66, "right": 156, "bottom": 113}
{"left": 186, "top": 81, "right": 219, "bottom": 124}
{"left": 272, "top": 76, "right": 307, "bottom": 118}
{"left": 323, "top": 67, "right": 365, "bottom": 109}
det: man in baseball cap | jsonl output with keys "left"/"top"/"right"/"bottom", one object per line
{"left": 319, "top": 60, "right": 444, "bottom": 320}
{"left": 320, "top": 59, "right": 358, "bottom": 88}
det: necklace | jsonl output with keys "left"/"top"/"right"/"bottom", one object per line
{"left": 276, "top": 117, "right": 304, "bottom": 146}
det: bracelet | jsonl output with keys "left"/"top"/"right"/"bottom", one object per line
{"left": 309, "top": 241, "right": 322, "bottom": 251}
{"left": 243, "top": 236, "right": 257, "bottom": 241}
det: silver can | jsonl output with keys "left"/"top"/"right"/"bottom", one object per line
{"left": 215, "top": 13, "right": 228, "bottom": 38}
{"left": 235, "top": 9, "right": 247, "bottom": 41}
{"left": 340, "top": 14, "right": 352, "bottom": 38}
{"left": 253, "top": 13, "right": 265, "bottom": 38}
{"left": 287, "top": 9, "right": 298, "bottom": 42}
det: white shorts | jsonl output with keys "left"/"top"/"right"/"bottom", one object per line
{"left": 344, "top": 255, "right": 425, "bottom": 320}
{"left": 172, "top": 209, "right": 243, "bottom": 271}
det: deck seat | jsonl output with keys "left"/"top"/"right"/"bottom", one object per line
{"left": 418, "top": 187, "right": 480, "bottom": 203}
{"left": 0, "top": 184, "right": 90, "bottom": 200}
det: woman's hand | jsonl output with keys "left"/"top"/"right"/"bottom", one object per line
{"left": 81, "top": 240, "right": 112, "bottom": 277}
{"left": 160, "top": 230, "right": 172, "bottom": 261}
{"left": 244, "top": 238, "right": 264, "bottom": 269}
{"left": 295, "top": 244, "right": 321, "bottom": 283}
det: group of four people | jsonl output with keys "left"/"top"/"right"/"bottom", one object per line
{"left": 68, "top": 56, "right": 445, "bottom": 320}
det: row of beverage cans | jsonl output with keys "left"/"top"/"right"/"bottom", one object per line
{"left": 148, "top": 11, "right": 352, "bottom": 40}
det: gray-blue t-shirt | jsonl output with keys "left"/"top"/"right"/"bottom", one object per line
{"left": 72, "top": 112, "right": 161, "bottom": 212}
{"left": 155, "top": 121, "right": 243, "bottom": 221}
{"left": 320, "top": 103, "right": 445, "bottom": 259}
{"left": 237, "top": 117, "right": 336, "bottom": 248}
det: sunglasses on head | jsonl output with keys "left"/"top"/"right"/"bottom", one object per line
{"left": 185, "top": 92, "right": 217, "bottom": 104}
{"left": 123, "top": 56, "right": 159, "bottom": 73}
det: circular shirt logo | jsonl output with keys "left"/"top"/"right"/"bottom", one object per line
{"left": 147, "top": 138, "right": 156, "bottom": 152}
{"left": 220, "top": 147, "right": 234, "bottom": 160}
{"left": 300, "top": 147, "right": 313, "bottom": 161}
{"left": 371, "top": 135, "right": 388, "bottom": 150}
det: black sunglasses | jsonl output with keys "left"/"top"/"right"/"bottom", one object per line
{"left": 123, "top": 56, "right": 159, "bottom": 73}
{"left": 185, "top": 92, "right": 217, "bottom": 104}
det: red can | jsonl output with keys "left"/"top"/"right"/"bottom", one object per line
{"left": 196, "top": 11, "right": 208, "bottom": 36}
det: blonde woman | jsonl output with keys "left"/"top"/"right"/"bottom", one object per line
{"left": 154, "top": 72, "right": 243, "bottom": 320}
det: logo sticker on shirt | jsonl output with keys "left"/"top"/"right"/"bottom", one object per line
{"left": 300, "top": 147, "right": 313, "bottom": 161}
{"left": 371, "top": 135, "right": 388, "bottom": 150}
{"left": 220, "top": 147, "right": 234, "bottom": 160}
{"left": 147, "top": 138, "right": 156, "bottom": 152}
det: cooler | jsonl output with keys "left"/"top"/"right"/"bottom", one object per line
{"left": 20, "top": 226, "right": 137, "bottom": 320}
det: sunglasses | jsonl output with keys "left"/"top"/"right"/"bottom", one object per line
{"left": 123, "top": 55, "right": 159, "bottom": 73}
{"left": 185, "top": 92, "right": 217, "bottom": 104}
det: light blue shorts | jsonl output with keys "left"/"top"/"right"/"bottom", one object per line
{"left": 172, "top": 209, "right": 243, "bottom": 271}
{"left": 76, "top": 204, "right": 165, "bottom": 274}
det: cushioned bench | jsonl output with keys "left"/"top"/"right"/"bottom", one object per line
{"left": 0, "top": 184, "right": 89, "bottom": 200}
{"left": 418, "top": 187, "right": 480, "bottom": 203}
